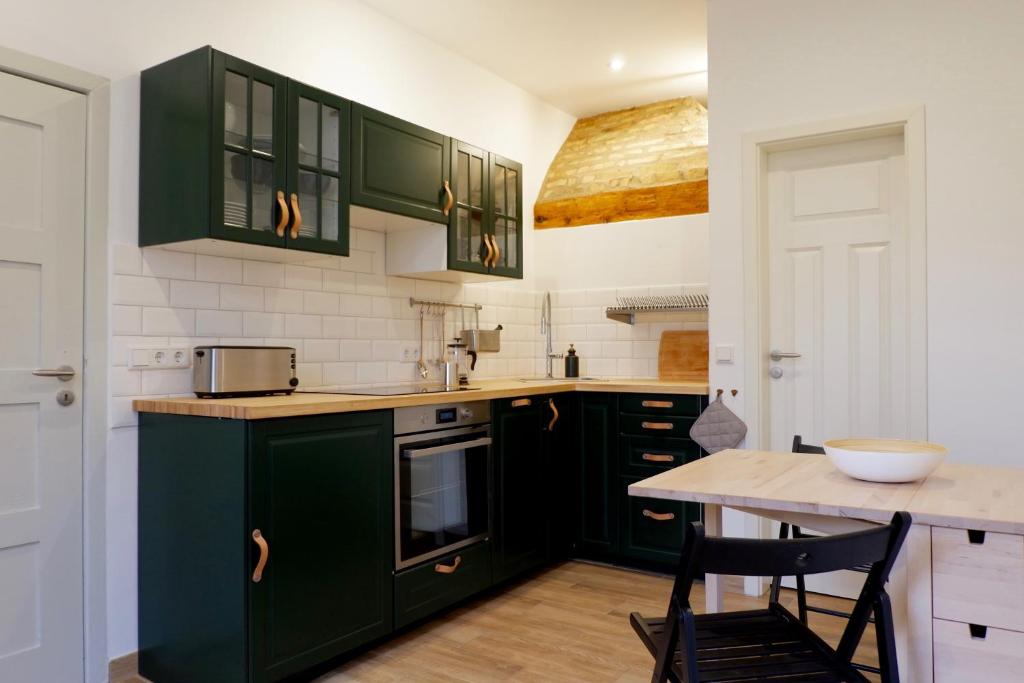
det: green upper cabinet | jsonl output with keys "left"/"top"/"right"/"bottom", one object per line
{"left": 488, "top": 154, "right": 523, "bottom": 278}
{"left": 350, "top": 103, "right": 451, "bottom": 223}
{"left": 285, "top": 81, "right": 351, "bottom": 255}
{"left": 447, "top": 140, "right": 490, "bottom": 275}
{"left": 140, "top": 47, "right": 351, "bottom": 256}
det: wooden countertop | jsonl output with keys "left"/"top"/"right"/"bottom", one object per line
{"left": 132, "top": 377, "right": 709, "bottom": 420}
{"left": 629, "top": 449, "right": 1024, "bottom": 534}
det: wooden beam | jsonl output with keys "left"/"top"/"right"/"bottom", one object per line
{"left": 534, "top": 179, "right": 708, "bottom": 229}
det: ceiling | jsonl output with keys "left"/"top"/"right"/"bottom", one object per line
{"left": 359, "top": 0, "right": 707, "bottom": 118}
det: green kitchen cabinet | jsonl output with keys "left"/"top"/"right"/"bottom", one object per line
{"left": 487, "top": 154, "right": 524, "bottom": 278}
{"left": 491, "top": 395, "right": 551, "bottom": 582}
{"left": 578, "top": 394, "right": 620, "bottom": 560}
{"left": 138, "top": 410, "right": 392, "bottom": 683}
{"left": 140, "top": 47, "right": 351, "bottom": 256}
{"left": 620, "top": 480, "right": 696, "bottom": 565}
{"left": 350, "top": 103, "right": 451, "bottom": 223}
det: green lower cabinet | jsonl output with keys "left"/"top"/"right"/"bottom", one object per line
{"left": 579, "top": 394, "right": 620, "bottom": 560}
{"left": 620, "top": 477, "right": 699, "bottom": 565}
{"left": 545, "top": 394, "right": 580, "bottom": 561}
{"left": 249, "top": 412, "right": 393, "bottom": 682}
{"left": 394, "top": 541, "right": 492, "bottom": 628}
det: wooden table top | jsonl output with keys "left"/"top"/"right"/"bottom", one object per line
{"left": 630, "top": 449, "right": 1024, "bottom": 534}
{"left": 132, "top": 377, "right": 709, "bottom": 420}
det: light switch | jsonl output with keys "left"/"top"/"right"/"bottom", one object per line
{"left": 715, "top": 344, "right": 735, "bottom": 364}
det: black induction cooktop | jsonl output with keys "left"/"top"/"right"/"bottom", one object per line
{"left": 297, "top": 384, "right": 481, "bottom": 396}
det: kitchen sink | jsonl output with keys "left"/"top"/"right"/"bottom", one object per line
{"left": 517, "top": 377, "right": 607, "bottom": 382}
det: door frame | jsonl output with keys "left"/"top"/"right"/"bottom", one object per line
{"left": 0, "top": 46, "right": 110, "bottom": 683}
{"left": 740, "top": 107, "right": 928, "bottom": 454}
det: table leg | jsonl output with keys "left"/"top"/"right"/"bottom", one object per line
{"left": 703, "top": 503, "right": 724, "bottom": 613}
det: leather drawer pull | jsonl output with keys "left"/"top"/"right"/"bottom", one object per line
{"left": 434, "top": 555, "right": 462, "bottom": 574}
{"left": 642, "top": 400, "right": 673, "bottom": 409}
{"left": 511, "top": 398, "right": 531, "bottom": 408}
{"left": 251, "top": 529, "right": 269, "bottom": 583}
{"left": 969, "top": 624, "right": 988, "bottom": 640}
{"left": 642, "top": 509, "right": 675, "bottom": 522}
{"left": 642, "top": 453, "right": 675, "bottom": 463}
{"left": 967, "top": 529, "right": 986, "bottom": 544}
{"left": 642, "top": 421, "right": 674, "bottom": 431}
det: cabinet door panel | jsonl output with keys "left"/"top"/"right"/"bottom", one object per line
{"left": 210, "top": 52, "right": 288, "bottom": 248}
{"left": 351, "top": 104, "right": 450, "bottom": 223}
{"left": 492, "top": 397, "right": 549, "bottom": 582}
{"left": 249, "top": 412, "right": 392, "bottom": 682}
{"left": 579, "top": 394, "right": 619, "bottom": 559}
{"left": 286, "top": 82, "right": 350, "bottom": 256}
{"left": 489, "top": 154, "right": 523, "bottom": 278}
{"left": 448, "top": 141, "right": 490, "bottom": 275}
{"left": 621, "top": 477, "right": 697, "bottom": 565}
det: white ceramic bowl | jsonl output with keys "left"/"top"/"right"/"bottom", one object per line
{"left": 823, "top": 438, "right": 948, "bottom": 483}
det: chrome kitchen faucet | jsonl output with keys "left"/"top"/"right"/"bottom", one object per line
{"left": 540, "top": 291, "right": 563, "bottom": 379}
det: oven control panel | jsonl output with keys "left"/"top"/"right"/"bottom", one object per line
{"left": 394, "top": 400, "right": 491, "bottom": 435}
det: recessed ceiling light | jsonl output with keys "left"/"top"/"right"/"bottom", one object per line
{"left": 608, "top": 56, "right": 626, "bottom": 72}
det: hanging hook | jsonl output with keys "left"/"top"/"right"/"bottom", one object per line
{"left": 716, "top": 388, "right": 724, "bottom": 398}
{"left": 731, "top": 389, "right": 738, "bottom": 397}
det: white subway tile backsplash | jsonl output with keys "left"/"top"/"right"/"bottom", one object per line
{"left": 304, "top": 339, "right": 340, "bottom": 362}
{"left": 140, "top": 368, "right": 192, "bottom": 395}
{"left": 323, "top": 269, "right": 357, "bottom": 293}
{"left": 220, "top": 284, "right": 264, "bottom": 311}
{"left": 196, "top": 255, "right": 243, "bottom": 283}
{"left": 243, "top": 312, "right": 285, "bottom": 337}
{"left": 356, "top": 273, "right": 388, "bottom": 296}
{"left": 170, "top": 280, "right": 220, "bottom": 309}
{"left": 284, "top": 265, "right": 322, "bottom": 290}
{"left": 388, "top": 319, "right": 415, "bottom": 340}
{"left": 322, "top": 362, "right": 356, "bottom": 386}
{"left": 414, "top": 280, "right": 442, "bottom": 300}
{"left": 295, "top": 363, "right": 323, "bottom": 387}
{"left": 372, "top": 340, "right": 400, "bottom": 361}
{"left": 346, "top": 249, "right": 374, "bottom": 274}
{"left": 142, "top": 307, "right": 195, "bottom": 336}
{"left": 112, "top": 243, "right": 141, "bottom": 275}
{"left": 303, "top": 290, "right": 340, "bottom": 315}
{"left": 112, "top": 305, "right": 141, "bottom": 335}
{"left": 264, "top": 287, "right": 304, "bottom": 313}
{"left": 356, "top": 361, "right": 388, "bottom": 384}
{"left": 323, "top": 316, "right": 357, "bottom": 339}
{"left": 356, "top": 317, "right": 388, "bottom": 339}
{"left": 196, "top": 310, "right": 243, "bottom": 336}
{"left": 244, "top": 260, "right": 285, "bottom": 287}
{"left": 354, "top": 228, "right": 385, "bottom": 253}
{"left": 339, "top": 340, "right": 373, "bottom": 361}
{"left": 113, "top": 275, "right": 169, "bottom": 306}
{"left": 142, "top": 249, "right": 195, "bottom": 279}
{"left": 110, "top": 366, "right": 141, "bottom": 397}
{"left": 340, "top": 293, "right": 373, "bottom": 316}
{"left": 285, "top": 314, "right": 322, "bottom": 338}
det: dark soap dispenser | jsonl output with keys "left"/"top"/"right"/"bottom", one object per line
{"left": 564, "top": 344, "right": 579, "bottom": 378}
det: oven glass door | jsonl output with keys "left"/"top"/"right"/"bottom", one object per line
{"left": 397, "top": 429, "right": 490, "bottom": 569}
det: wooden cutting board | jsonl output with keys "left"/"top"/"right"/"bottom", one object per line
{"left": 657, "top": 330, "right": 709, "bottom": 381}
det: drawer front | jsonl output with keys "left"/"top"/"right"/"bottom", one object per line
{"left": 620, "top": 435, "right": 700, "bottom": 476}
{"left": 394, "top": 541, "right": 492, "bottom": 628}
{"left": 621, "top": 479, "right": 697, "bottom": 565}
{"left": 620, "top": 394, "right": 703, "bottom": 417}
{"left": 620, "top": 413, "right": 695, "bottom": 437}
{"left": 933, "top": 618, "right": 1024, "bottom": 682}
{"left": 932, "top": 527, "right": 1024, "bottom": 632}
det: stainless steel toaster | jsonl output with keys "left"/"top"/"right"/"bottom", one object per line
{"left": 192, "top": 346, "right": 298, "bottom": 398}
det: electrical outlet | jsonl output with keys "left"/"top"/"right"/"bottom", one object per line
{"left": 130, "top": 346, "right": 192, "bottom": 370}
{"left": 402, "top": 346, "right": 420, "bottom": 361}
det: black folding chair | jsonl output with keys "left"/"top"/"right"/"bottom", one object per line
{"left": 771, "top": 435, "right": 880, "bottom": 676}
{"left": 630, "top": 511, "right": 911, "bottom": 682}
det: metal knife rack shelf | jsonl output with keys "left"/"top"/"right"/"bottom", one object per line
{"left": 409, "top": 298, "right": 483, "bottom": 315}
{"left": 605, "top": 293, "right": 709, "bottom": 325}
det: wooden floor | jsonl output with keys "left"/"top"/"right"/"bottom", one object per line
{"left": 313, "top": 561, "right": 880, "bottom": 683}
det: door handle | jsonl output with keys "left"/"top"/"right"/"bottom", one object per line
{"left": 289, "top": 193, "right": 302, "bottom": 239}
{"left": 402, "top": 436, "right": 492, "bottom": 459}
{"left": 274, "top": 190, "right": 289, "bottom": 237}
{"left": 510, "top": 398, "right": 531, "bottom": 408}
{"left": 251, "top": 529, "right": 269, "bottom": 583}
{"left": 442, "top": 180, "right": 454, "bottom": 216}
{"left": 33, "top": 365, "right": 76, "bottom": 381}
{"left": 769, "top": 350, "right": 802, "bottom": 361}
{"left": 482, "top": 233, "right": 495, "bottom": 267}
{"left": 491, "top": 234, "right": 501, "bottom": 267}
{"left": 642, "top": 453, "right": 675, "bottom": 463}
{"left": 434, "top": 555, "right": 462, "bottom": 574}
{"left": 547, "top": 398, "right": 559, "bottom": 431}
{"left": 642, "top": 509, "right": 675, "bottom": 522}
{"left": 641, "top": 421, "right": 674, "bottom": 431}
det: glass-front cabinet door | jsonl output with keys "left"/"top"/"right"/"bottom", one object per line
{"left": 489, "top": 154, "right": 523, "bottom": 278}
{"left": 287, "top": 82, "right": 351, "bottom": 256}
{"left": 448, "top": 141, "right": 490, "bottom": 275}
{"left": 211, "top": 53, "right": 288, "bottom": 247}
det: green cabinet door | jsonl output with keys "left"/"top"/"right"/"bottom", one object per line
{"left": 544, "top": 394, "right": 580, "bottom": 560}
{"left": 579, "top": 394, "right": 619, "bottom": 559}
{"left": 351, "top": 103, "right": 451, "bottom": 223}
{"left": 249, "top": 411, "right": 393, "bottom": 682}
{"left": 447, "top": 140, "right": 491, "bottom": 275}
{"left": 620, "top": 477, "right": 696, "bottom": 566}
{"left": 285, "top": 81, "right": 351, "bottom": 256}
{"left": 492, "top": 396, "right": 550, "bottom": 582}
{"left": 488, "top": 154, "right": 524, "bottom": 279}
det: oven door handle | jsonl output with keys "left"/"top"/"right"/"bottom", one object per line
{"left": 402, "top": 436, "right": 492, "bottom": 459}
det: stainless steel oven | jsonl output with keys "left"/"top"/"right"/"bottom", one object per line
{"left": 393, "top": 401, "right": 491, "bottom": 570}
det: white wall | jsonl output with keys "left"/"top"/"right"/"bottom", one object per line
{"left": 534, "top": 214, "right": 709, "bottom": 291}
{"left": 708, "top": 0, "right": 1024, "bottom": 466}
{"left": 1, "top": 0, "right": 576, "bottom": 663}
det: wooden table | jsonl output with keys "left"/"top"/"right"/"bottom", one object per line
{"left": 629, "top": 449, "right": 1024, "bottom": 682}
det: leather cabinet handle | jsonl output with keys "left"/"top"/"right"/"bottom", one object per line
{"left": 252, "top": 529, "right": 269, "bottom": 583}
{"left": 642, "top": 421, "right": 674, "bottom": 431}
{"left": 289, "top": 193, "right": 302, "bottom": 239}
{"left": 642, "top": 510, "right": 676, "bottom": 522}
{"left": 642, "top": 400, "right": 673, "bottom": 409}
{"left": 511, "top": 398, "right": 531, "bottom": 408}
{"left": 274, "top": 190, "right": 289, "bottom": 237}
{"left": 443, "top": 180, "right": 454, "bottom": 216}
{"left": 434, "top": 555, "right": 462, "bottom": 574}
{"left": 642, "top": 453, "right": 674, "bottom": 463}
{"left": 548, "top": 398, "right": 559, "bottom": 431}
{"left": 482, "top": 233, "right": 495, "bottom": 267}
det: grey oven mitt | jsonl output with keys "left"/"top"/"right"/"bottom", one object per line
{"left": 689, "top": 394, "right": 747, "bottom": 453}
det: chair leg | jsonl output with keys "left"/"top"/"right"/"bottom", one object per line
{"left": 873, "top": 593, "right": 900, "bottom": 683}
{"left": 795, "top": 574, "right": 809, "bottom": 624}
{"left": 651, "top": 603, "right": 679, "bottom": 683}
{"left": 769, "top": 523, "right": 790, "bottom": 604}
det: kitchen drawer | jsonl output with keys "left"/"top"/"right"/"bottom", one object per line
{"left": 932, "top": 526, "right": 1024, "bottom": 632}
{"left": 619, "top": 413, "right": 695, "bottom": 438}
{"left": 621, "top": 478, "right": 696, "bottom": 565}
{"left": 933, "top": 618, "right": 1024, "bottom": 681}
{"left": 619, "top": 394, "right": 703, "bottom": 417}
{"left": 394, "top": 540, "right": 492, "bottom": 628}
{"left": 620, "top": 435, "right": 699, "bottom": 476}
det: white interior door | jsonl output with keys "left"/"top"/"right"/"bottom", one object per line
{"left": 766, "top": 132, "right": 911, "bottom": 597}
{"left": 0, "top": 71, "right": 86, "bottom": 682}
